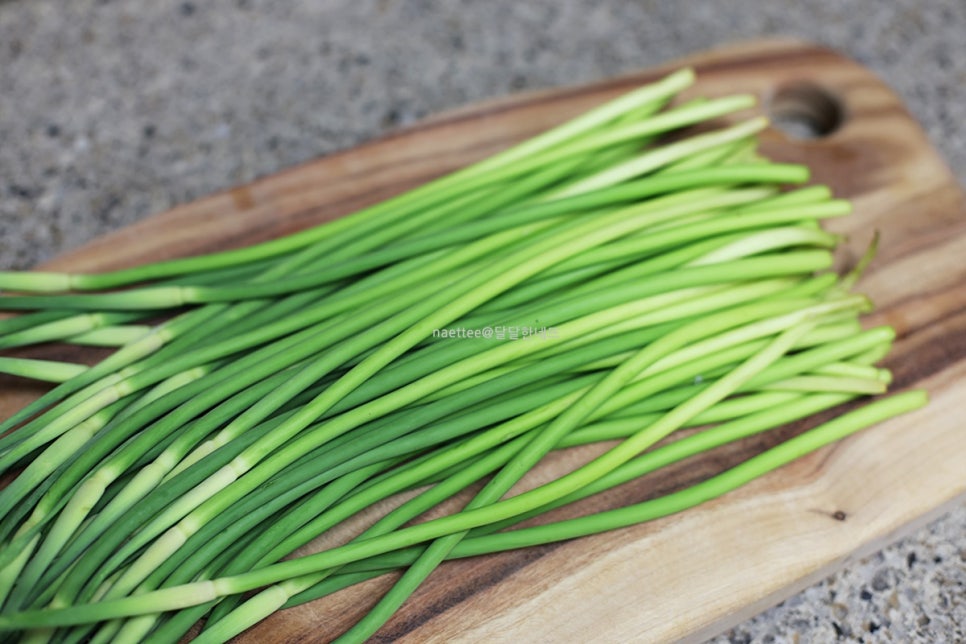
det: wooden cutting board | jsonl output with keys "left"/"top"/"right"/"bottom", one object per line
{"left": 3, "top": 39, "right": 965, "bottom": 643}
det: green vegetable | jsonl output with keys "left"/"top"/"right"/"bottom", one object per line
{"left": 0, "top": 68, "right": 925, "bottom": 643}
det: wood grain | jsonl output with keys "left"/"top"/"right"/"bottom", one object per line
{"left": 3, "top": 39, "right": 964, "bottom": 643}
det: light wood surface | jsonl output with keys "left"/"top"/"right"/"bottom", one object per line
{"left": 2, "top": 39, "right": 964, "bottom": 643}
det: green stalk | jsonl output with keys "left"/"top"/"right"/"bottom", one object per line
{"left": 64, "top": 326, "right": 152, "bottom": 348}
{"left": 0, "top": 310, "right": 75, "bottom": 335}
{"left": 555, "top": 117, "right": 768, "bottom": 197}
{"left": 0, "top": 312, "right": 151, "bottom": 350}
{"left": 0, "top": 358, "right": 87, "bottom": 384}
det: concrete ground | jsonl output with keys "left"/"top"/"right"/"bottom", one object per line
{"left": 1, "top": 1, "right": 964, "bottom": 641}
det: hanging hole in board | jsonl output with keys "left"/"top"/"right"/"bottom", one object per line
{"left": 769, "top": 83, "right": 844, "bottom": 140}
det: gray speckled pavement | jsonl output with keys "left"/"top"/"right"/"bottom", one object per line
{"left": 1, "top": 0, "right": 964, "bottom": 641}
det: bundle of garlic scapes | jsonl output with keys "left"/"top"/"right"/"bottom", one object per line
{"left": 0, "top": 69, "right": 925, "bottom": 643}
